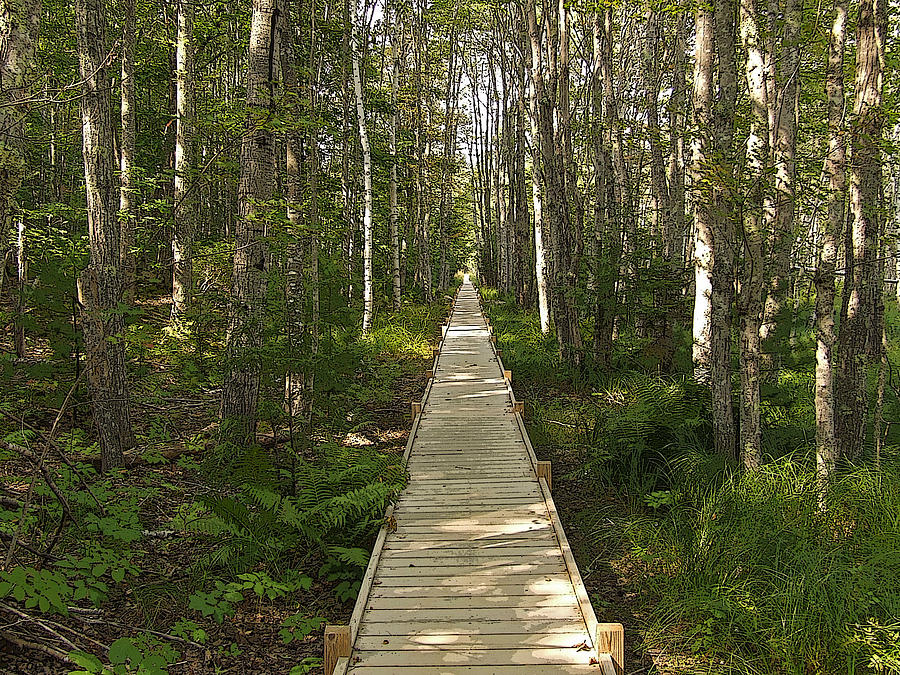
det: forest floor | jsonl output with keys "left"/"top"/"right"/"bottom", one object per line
{"left": 0, "top": 290, "right": 447, "bottom": 674}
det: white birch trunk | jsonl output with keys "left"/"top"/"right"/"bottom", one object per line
{"left": 352, "top": 0, "right": 374, "bottom": 334}
{"left": 172, "top": 0, "right": 196, "bottom": 318}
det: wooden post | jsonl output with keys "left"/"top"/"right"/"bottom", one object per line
{"left": 512, "top": 400, "right": 524, "bottom": 415}
{"left": 596, "top": 623, "right": 624, "bottom": 675}
{"left": 410, "top": 401, "right": 422, "bottom": 421}
{"left": 536, "top": 461, "right": 552, "bottom": 491}
{"left": 504, "top": 369, "right": 512, "bottom": 382}
{"left": 496, "top": 349, "right": 503, "bottom": 359}
{"left": 425, "top": 369, "right": 434, "bottom": 380}
{"left": 324, "top": 625, "right": 351, "bottom": 675}
{"left": 490, "top": 335, "right": 497, "bottom": 345}
{"left": 432, "top": 347, "right": 440, "bottom": 359}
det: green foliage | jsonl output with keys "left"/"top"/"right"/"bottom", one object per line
{"left": 0, "top": 546, "right": 139, "bottom": 615}
{"left": 484, "top": 288, "right": 900, "bottom": 673}
{"left": 186, "top": 444, "right": 404, "bottom": 571}
{"left": 289, "top": 658, "right": 322, "bottom": 674}
{"left": 279, "top": 614, "right": 326, "bottom": 645}
{"left": 188, "top": 572, "right": 312, "bottom": 623}
{"left": 68, "top": 634, "right": 180, "bottom": 675}
{"left": 169, "top": 619, "right": 208, "bottom": 645}
{"left": 622, "top": 461, "right": 900, "bottom": 673}
{"left": 0, "top": 566, "right": 72, "bottom": 615}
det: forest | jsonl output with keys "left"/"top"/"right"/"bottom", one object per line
{"left": 0, "top": 0, "right": 898, "bottom": 671}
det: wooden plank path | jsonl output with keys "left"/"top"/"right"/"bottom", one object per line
{"left": 328, "top": 278, "right": 623, "bottom": 675}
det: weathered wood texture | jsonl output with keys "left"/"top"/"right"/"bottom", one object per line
{"left": 336, "top": 281, "right": 613, "bottom": 673}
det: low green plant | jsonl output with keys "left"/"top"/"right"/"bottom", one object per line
{"left": 68, "top": 635, "right": 179, "bottom": 675}
{"left": 188, "top": 571, "right": 312, "bottom": 622}
{"left": 289, "top": 658, "right": 322, "bottom": 674}
{"left": 279, "top": 614, "right": 326, "bottom": 644}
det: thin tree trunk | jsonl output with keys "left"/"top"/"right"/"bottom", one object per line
{"left": 738, "top": 0, "right": 770, "bottom": 469}
{"left": 120, "top": 0, "right": 136, "bottom": 301}
{"left": 172, "top": 0, "right": 196, "bottom": 318}
{"left": 760, "top": 0, "right": 801, "bottom": 365}
{"left": 14, "top": 217, "right": 26, "bottom": 357}
{"left": 644, "top": 9, "right": 674, "bottom": 368}
{"left": 353, "top": 0, "right": 374, "bottom": 334}
{"left": 75, "top": 0, "right": 135, "bottom": 470}
{"left": 389, "top": 12, "right": 402, "bottom": 310}
{"left": 691, "top": 0, "right": 737, "bottom": 460}
{"left": 220, "top": 0, "right": 281, "bottom": 444}
{"left": 815, "top": 0, "right": 847, "bottom": 487}
{"left": 0, "top": 0, "right": 41, "bottom": 299}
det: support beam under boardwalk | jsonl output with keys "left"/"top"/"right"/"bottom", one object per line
{"left": 330, "top": 280, "right": 623, "bottom": 674}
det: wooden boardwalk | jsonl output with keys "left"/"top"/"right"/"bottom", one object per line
{"left": 328, "top": 279, "right": 623, "bottom": 675}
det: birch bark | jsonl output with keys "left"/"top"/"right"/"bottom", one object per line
{"left": 172, "top": 0, "right": 196, "bottom": 318}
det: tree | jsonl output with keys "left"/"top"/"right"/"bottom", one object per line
{"left": 737, "top": 0, "right": 770, "bottom": 469}
{"left": 120, "top": 0, "right": 136, "bottom": 301}
{"left": 172, "top": 0, "right": 196, "bottom": 318}
{"left": 835, "top": 0, "right": 887, "bottom": 460}
{"left": 389, "top": 5, "right": 403, "bottom": 311}
{"left": 814, "top": 0, "right": 847, "bottom": 486}
{"left": 75, "top": 0, "right": 135, "bottom": 470}
{"left": 0, "top": 0, "right": 41, "bottom": 296}
{"left": 760, "top": 0, "right": 801, "bottom": 366}
{"left": 220, "top": 0, "right": 281, "bottom": 444}
{"left": 690, "top": 0, "right": 737, "bottom": 459}
{"left": 352, "top": 0, "right": 374, "bottom": 334}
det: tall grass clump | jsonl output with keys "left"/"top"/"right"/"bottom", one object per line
{"left": 627, "top": 460, "right": 900, "bottom": 673}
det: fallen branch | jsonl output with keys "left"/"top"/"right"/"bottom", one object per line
{"left": 71, "top": 614, "right": 206, "bottom": 650}
{"left": 0, "top": 601, "right": 79, "bottom": 651}
{"left": 0, "top": 532, "right": 60, "bottom": 562}
{"left": 0, "top": 628, "right": 72, "bottom": 663}
{"left": 0, "top": 439, "right": 74, "bottom": 522}
{"left": 0, "top": 409, "right": 105, "bottom": 515}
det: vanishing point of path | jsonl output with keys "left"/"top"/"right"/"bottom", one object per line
{"left": 327, "top": 279, "right": 623, "bottom": 674}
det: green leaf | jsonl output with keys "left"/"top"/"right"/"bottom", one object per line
{"left": 68, "top": 650, "right": 105, "bottom": 671}
{"left": 108, "top": 637, "right": 141, "bottom": 665}
{"left": 111, "top": 568, "right": 126, "bottom": 583}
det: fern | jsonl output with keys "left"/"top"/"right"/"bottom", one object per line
{"left": 185, "top": 444, "right": 405, "bottom": 571}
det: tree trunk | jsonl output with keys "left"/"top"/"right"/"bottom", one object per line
{"left": 220, "top": 0, "right": 281, "bottom": 445}
{"left": 814, "top": 0, "right": 847, "bottom": 487}
{"left": 737, "top": 0, "right": 770, "bottom": 469}
{"left": 120, "top": 0, "right": 136, "bottom": 301}
{"left": 644, "top": 9, "right": 674, "bottom": 369}
{"left": 552, "top": 0, "right": 582, "bottom": 367}
{"left": 353, "top": 0, "right": 374, "bottom": 334}
{"left": 835, "top": 0, "right": 886, "bottom": 460}
{"left": 14, "top": 217, "right": 26, "bottom": 357}
{"left": 389, "top": 12, "right": 402, "bottom": 310}
{"left": 282, "top": 3, "right": 319, "bottom": 418}
{"left": 0, "top": 0, "right": 40, "bottom": 297}
{"left": 172, "top": 0, "right": 196, "bottom": 318}
{"left": 75, "top": 0, "right": 134, "bottom": 470}
{"left": 760, "top": 0, "right": 801, "bottom": 366}
{"left": 691, "top": 0, "right": 737, "bottom": 460}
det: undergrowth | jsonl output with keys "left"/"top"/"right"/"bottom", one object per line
{"left": 1, "top": 288, "right": 447, "bottom": 673}
{"left": 480, "top": 286, "right": 900, "bottom": 674}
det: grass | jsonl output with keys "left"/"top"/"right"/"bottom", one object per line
{"left": 480, "top": 287, "right": 900, "bottom": 675}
